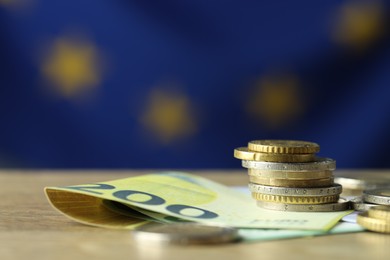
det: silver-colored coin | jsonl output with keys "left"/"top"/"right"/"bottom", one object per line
{"left": 248, "top": 168, "right": 334, "bottom": 179}
{"left": 248, "top": 183, "right": 342, "bottom": 196}
{"left": 131, "top": 222, "right": 239, "bottom": 245}
{"left": 256, "top": 198, "right": 351, "bottom": 212}
{"left": 363, "top": 189, "right": 390, "bottom": 205}
{"left": 351, "top": 197, "right": 378, "bottom": 211}
{"left": 335, "top": 176, "right": 390, "bottom": 190}
{"left": 242, "top": 157, "right": 336, "bottom": 171}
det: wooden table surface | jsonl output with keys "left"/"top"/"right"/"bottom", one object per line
{"left": 1, "top": 170, "right": 389, "bottom": 260}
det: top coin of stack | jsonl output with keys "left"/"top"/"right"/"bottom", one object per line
{"left": 234, "top": 140, "right": 349, "bottom": 212}
{"left": 235, "top": 139, "right": 319, "bottom": 163}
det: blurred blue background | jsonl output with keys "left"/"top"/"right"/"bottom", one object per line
{"left": 1, "top": 0, "right": 390, "bottom": 169}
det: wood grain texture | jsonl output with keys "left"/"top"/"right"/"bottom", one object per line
{"left": 0, "top": 170, "right": 389, "bottom": 260}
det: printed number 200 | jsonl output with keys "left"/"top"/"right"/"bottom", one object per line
{"left": 67, "top": 184, "right": 219, "bottom": 219}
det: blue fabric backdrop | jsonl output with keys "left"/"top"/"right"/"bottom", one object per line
{"left": 1, "top": 0, "right": 389, "bottom": 168}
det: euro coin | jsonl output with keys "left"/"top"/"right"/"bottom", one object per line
{"left": 368, "top": 205, "right": 390, "bottom": 220}
{"left": 131, "top": 223, "right": 239, "bottom": 245}
{"left": 248, "top": 183, "right": 342, "bottom": 196}
{"left": 242, "top": 157, "right": 336, "bottom": 171}
{"left": 363, "top": 189, "right": 390, "bottom": 205}
{"left": 248, "top": 140, "right": 320, "bottom": 154}
{"left": 335, "top": 176, "right": 390, "bottom": 196}
{"left": 335, "top": 177, "right": 390, "bottom": 190}
{"left": 256, "top": 198, "right": 351, "bottom": 212}
{"left": 249, "top": 175, "right": 334, "bottom": 187}
{"left": 251, "top": 193, "right": 339, "bottom": 204}
{"left": 234, "top": 147, "right": 315, "bottom": 162}
{"left": 248, "top": 168, "right": 333, "bottom": 179}
{"left": 350, "top": 197, "right": 378, "bottom": 211}
{"left": 357, "top": 211, "right": 390, "bottom": 233}
{"left": 334, "top": 172, "right": 390, "bottom": 196}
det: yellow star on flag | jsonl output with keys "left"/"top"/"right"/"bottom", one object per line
{"left": 139, "top": 88, "right": 198, "bottom": 144}
{"left": 332, "top": 1, "right": 385, "bottom": 51}
{"left": 246, "top": 75, "right": 304, "bottom": 129}
{"left": 41, "top": 36, "right": 103, "bottom": 98}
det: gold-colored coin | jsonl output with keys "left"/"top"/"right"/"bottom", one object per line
{"left": 249, "top": 176, "right": 334, "bottom": 188}
{"left": 368, "top": 205, "right": 390, "bottom": 220}
{"left": 248, "top": 168, "right": 333, "bottom": 179}
{"left": 248, "top": 140, "right": 320, "bottom": 154}
{"left": 251, "top": 193, "right": 339, "bottom": 204}
{"left": 357, "top": 211, "right": 390, "bottom": 233}
{"left": 234, "top": 147, "right": 316, "bottom": 163}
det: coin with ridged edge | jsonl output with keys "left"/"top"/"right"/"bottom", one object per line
{"left": 350, "top": 197, "right": 378, "bottom": 211}
{"left": 248, "top": 183, "right": 342, "bottom": 196}
{"left": 248, "top": 168, "right": 333, "bottom": 179}
{"left": 368, "top": 205, "right": 390, "bottom": 220}
{"left": 256, "top": 198, "right": 350, "bottom": 212}
{"left": 363, "top": 189, "right": 390, "bottom": 205}
{"left": 248, "top": 140, "right": 320, "bottom": 154}
{"left": 234, "top": 147, "right": 316, "bottom": 162}
{"left": 131, "top": 222, "right": 239, "bottom": 245}
{"left": 357, "top": 211, "right": 390, "bottom": 233}
{"left": 251, "top": 193, "right": 339, "bottom": 204}
{"left": 334, "top": 176, "right": 390, "bottom": 190}
{"left": 249, "top": 175, "right": 334, "bottom": 188}
{"left": 242, "top": 158, "right": 336, "bottom": 171}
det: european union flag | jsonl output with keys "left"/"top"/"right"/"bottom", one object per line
{"left": 1, "top": 0, "right": 390, "bottom": 168}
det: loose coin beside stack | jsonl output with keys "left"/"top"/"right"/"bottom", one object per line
{"left": 357, "top": 205, "right": 390, "bottom": 233}
{"left": 335, "top": 171, "right": 390, "bottom": 196}
{"left": 351, "top": 188, "right": 390, "bottom": 211}
{"left": 234, "top": 140, "right": 349, "bottom": 212}
{"left": 363, "top": 189, "right": 390, "bottom": 205}
{"left": 131, "top": 222, "right": 239, "bottom": 245}
{"left": 350, "top": 197, "right": 377, "bottom": 211}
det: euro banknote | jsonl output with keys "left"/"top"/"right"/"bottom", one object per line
{"left": 45, "top": 172, "right": 353, "bottom": 231}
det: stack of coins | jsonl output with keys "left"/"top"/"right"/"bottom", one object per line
{"left": 234, "top": 140, "right": 349, "bottom": 212}
{"left": 357, "top": 205, "right": 390, "bottom": 233}
{"left": 352, "top": 188, "right": 390, "bottom": 211}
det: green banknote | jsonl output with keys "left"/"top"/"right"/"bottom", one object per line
{"left": 45, "top": 172, "right": 352, "bottom": 231}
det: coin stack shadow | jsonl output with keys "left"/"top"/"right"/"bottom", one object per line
{"left": 234, "top": 140, "right": 349, "bottom": 212}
